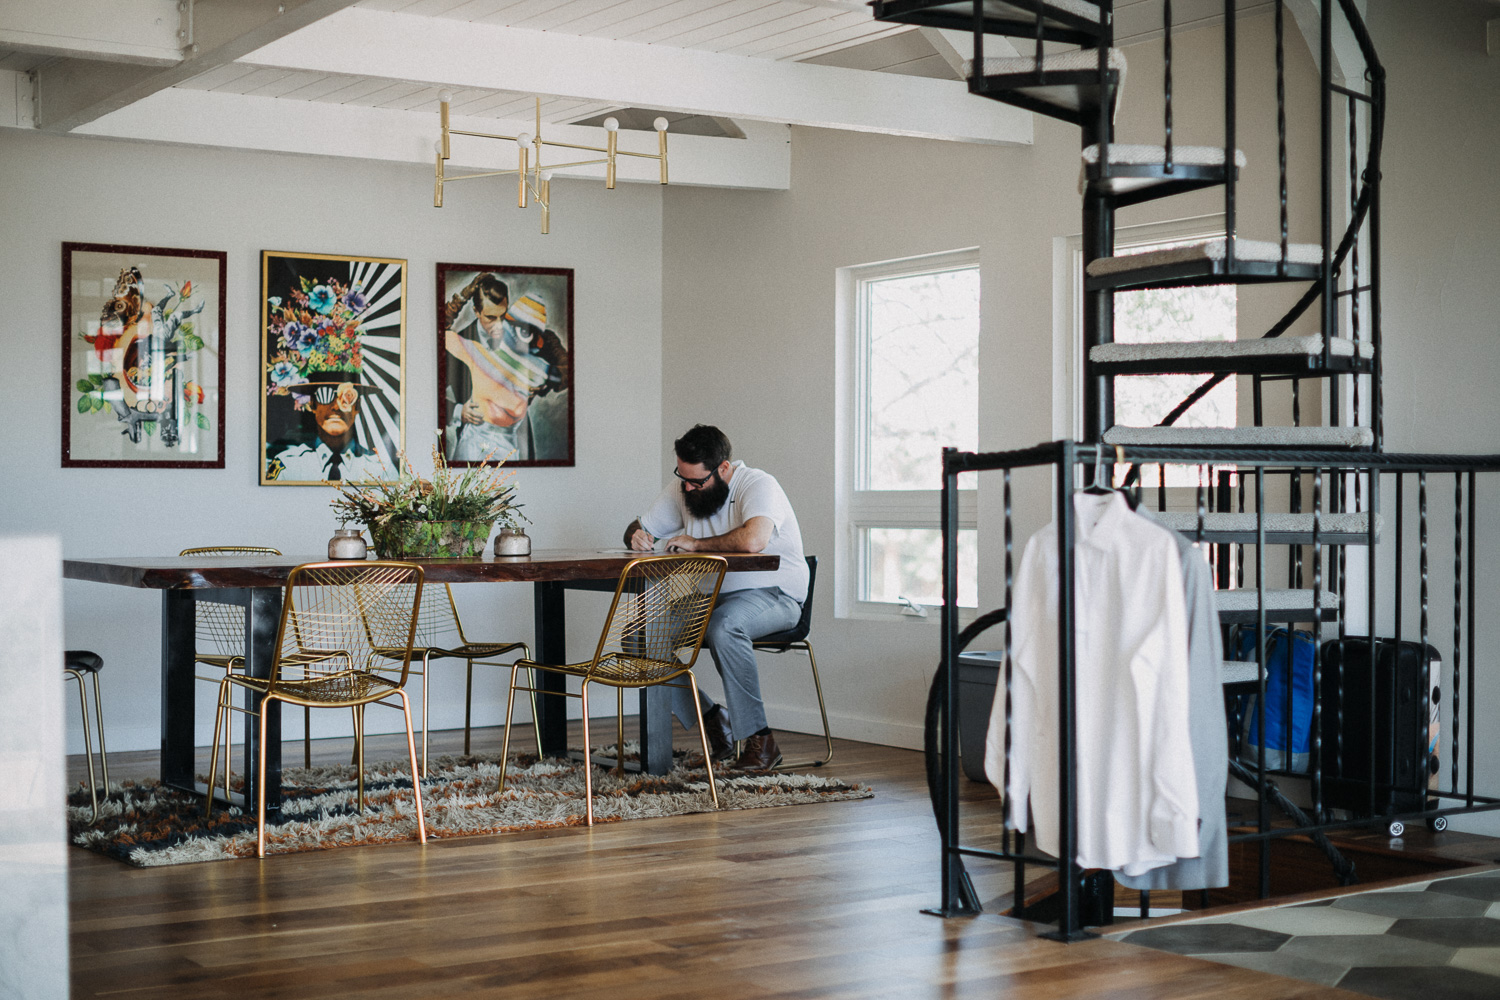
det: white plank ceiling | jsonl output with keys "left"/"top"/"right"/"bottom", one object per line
{"left": 2, "top": 0, "right": 1315, "bottom": 187}
{"left": 175, "top": 0, "right": 924, "bottom": 127}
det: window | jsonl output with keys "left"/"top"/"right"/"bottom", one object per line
{"left": 836, "top": 249, "right": 979, "bottom": 618}
{"left": 1056, "top": 217, "right": 1238, "bottom": 489}
{"left": 1113, "top": 243, "right": 1237, "bottom": 486}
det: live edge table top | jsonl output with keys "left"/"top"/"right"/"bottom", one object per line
{"left": 63, "top": 548, "right": 781, "bottom": 590}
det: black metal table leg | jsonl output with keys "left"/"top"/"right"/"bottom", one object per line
{"left": 639, "top": 685, "right": 674, "bottom": 774}
{"left": 532, "top": 581, "right": 570, "bottom": 758}
{"left": 242, "top": 587, "right": 282, "bottom": 818}
{"left": 160, "top": 590, "right": 196, "bottom": 793}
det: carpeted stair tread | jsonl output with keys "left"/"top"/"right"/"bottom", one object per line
{"left": 1091, "top": 334, "right": 1373, "bottom": 363}
{"left": 966, "top": 47, "right": 1125, "bottom": 78}
{"left": 1083, "top": 143, "right": 1247, "bottom": 168}
{"left": 1103, "top": 425, "right": 1375, "bottom": 449}
{"left": 1153, "top": 510, "right": 1377, "bottom": 540}
{"left": 1087, "top": 237, "right": 1322, "bottom": 277}
{"left": 1212, "top": 590, "right": 1344, "bottom": 620}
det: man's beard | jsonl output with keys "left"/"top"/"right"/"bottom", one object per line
{"left": 683, "top": 474, "right": 729, "bottom": 519}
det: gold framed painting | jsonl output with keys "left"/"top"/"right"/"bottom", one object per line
{"left": 62, "top": 242, "right": 227, "bottom": 468}
{"left": 259, "top": 250, "right": 407, "bottom": 486}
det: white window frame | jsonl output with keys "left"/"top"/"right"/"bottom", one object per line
{"left": 834, "top": 247, "right": 979, "bottom": 622}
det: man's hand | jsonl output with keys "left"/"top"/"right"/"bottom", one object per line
{"left": 624, "top": 519, "right": 656, "bottom": 551}
{"left": 460, "top": 399, "right": 483, "bottom": 425}
{"left": 664, "top": 534, "right": 699, "bottom": 553}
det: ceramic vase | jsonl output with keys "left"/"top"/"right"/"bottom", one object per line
{"left": 494, "top": 528, "right": 532, "bottom": 556}
{"left": 327, "top": 528, "right": 368, "bottom": 560}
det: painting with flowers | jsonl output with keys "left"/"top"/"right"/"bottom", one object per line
{"left": 62, "top": 242, "right": 227, "bottom": 468}
{"left": 259, "top": 250, "right": 407, "bottom": 486}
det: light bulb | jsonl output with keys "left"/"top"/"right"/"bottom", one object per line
{"left": 438, "top": 89, "right": 453, "bottom": 104}
{"left": 517, "top": 132, "right": 533, "bottom": 148}
{"left": 653, "top": 117, "right": 669, "bottom": 132}
{"left": 540, "top": 170, "right": 554, "bottom": 182}
{"left": 434, "top": 139, "right": 443, "bottom": 153}
{"left": 603, "top": 117, "right": 619, "bottom": 132}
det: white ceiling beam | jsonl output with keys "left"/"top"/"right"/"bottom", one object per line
{"left": 1285, "top": 0, "right": 1369, "bottom": 86}
{"left": 32, "top": 0, "right": 357, "bottom": 132}
{"left": 242, "top": 7, "right": 1033, "bottom": 146}
{"left": 66, "top": 86, "right": 792, "bottom": 191}
{"left": 0, "top": 0, "right": 184, "bottom": 66}
{"left": 0, "top": 70, "right": 31, "bottom": 128}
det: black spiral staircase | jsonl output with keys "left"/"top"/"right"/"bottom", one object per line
{"left": 870, "top": 0, "right": 1500, "bottom": 941}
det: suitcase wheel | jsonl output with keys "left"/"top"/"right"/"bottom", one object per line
{"left": 1388, "top": 820, "right": 1406, "bottom": 837}
{"left": 1428, "top": 815, "right": 1449, "bottom": 833}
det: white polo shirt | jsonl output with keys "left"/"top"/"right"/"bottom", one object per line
{"left": 638, "top": 461, "right": 808, "bottom": 603}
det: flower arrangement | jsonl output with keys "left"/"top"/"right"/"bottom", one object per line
{"left": 265, "top": 277, "right": 368, "bottom": 408}
{"left": 330, "top": 441, "right": 527, "bottom": 558}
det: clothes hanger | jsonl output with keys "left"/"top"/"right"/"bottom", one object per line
{"left": 1082, "top": 444, "right": 1129, "bottom": 497}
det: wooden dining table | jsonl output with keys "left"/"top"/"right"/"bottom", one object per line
{"left": 63, "top": 548, "right": 779, "bottom": 816}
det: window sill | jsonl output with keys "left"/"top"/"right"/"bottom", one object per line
{"left": 838, "top": 604, "right": 978, "bottom": 625}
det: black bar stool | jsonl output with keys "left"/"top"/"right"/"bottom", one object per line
{"left": 64, "top": 650, "right": 109, "bottom": 824}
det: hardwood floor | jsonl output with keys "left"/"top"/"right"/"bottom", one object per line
{"left": 70, "top": 726, "right": 1364, "bottom": 1000}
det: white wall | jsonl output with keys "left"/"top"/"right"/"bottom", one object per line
{"left": 1367, "top": 0, "right": 1500, "bottom": 833}
{"left": 0, "top": 129, "right": 664, "bottom": 752}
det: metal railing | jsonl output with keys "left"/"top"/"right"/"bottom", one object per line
{"left": 931, "top": 442, "right": 1500, "bottom": 939}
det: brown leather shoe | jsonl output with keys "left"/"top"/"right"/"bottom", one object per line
{"left": 702, "top": 705, "right": 736, "bottom": 762}
{"left": 732, "top": 731, "right": 783, "bottom": 771}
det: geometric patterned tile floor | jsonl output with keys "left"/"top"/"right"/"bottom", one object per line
{"left": 1111, "top": 870, "right": 1500, "bottom": 1000}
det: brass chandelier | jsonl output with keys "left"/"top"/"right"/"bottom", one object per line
{"left": 434, "top": 93, "right": 670, "bottom": 234}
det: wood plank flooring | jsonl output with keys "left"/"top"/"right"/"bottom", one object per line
{"left": 69, "top": 726, "right": 1369, "bottom": 1000}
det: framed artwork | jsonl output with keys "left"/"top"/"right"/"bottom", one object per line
{"left": 436, "top": 263, "right": 574, "bottom": 467}
{"left": 62, "top": 242, "right": 227, "bottom": 468}
{"left": 260, "top": 250, "right": 407, "bottom": 486}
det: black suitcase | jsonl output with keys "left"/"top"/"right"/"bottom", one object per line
{"left": 1316, "top": 637, "right": 1441, "bottom": 815}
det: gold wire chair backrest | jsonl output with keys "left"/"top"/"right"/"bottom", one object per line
{"left": 275, "top": 562, "right": 424, "bottom": 696}
{"left": 410, "top": 584, "right": 473, "bottom": 649}
{"left": 180, "top": 546, "right": 283, "bottom": 661}
{"left": 584, "top": 555, "right": 727, "bottom": 687}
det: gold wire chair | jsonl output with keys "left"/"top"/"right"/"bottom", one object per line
{"left": 498, "top": 554, "right": 727, "bottom": 826}
{"left": 390, "top": 584, "right": 537, "bottom": 776}
{"left": 179, "top": 547, "right": 292, "bottom": 778}
{"left": 206, "top": 561, "right": 428, "bottom": 858}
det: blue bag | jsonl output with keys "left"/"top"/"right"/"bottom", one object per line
{"left": 1235, "top": 625, "right": 1316, "bottom": 773}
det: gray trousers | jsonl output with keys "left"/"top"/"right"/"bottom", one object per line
{"left": 671, "top": 586, "right": 801, "bottom": 740}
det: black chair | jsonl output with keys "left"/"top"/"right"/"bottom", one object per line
{"left": 753, "top": 555, "right": 832, "bottom": 769}
{"left": 63, "top": 650, "right": 109, "bottom": 823}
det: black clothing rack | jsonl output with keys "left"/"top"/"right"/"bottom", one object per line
{"left": 932, "top": 443, "right": 1500, "bottom": 940}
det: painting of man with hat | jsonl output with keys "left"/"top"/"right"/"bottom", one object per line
{"left": 266, "top": 370, "right": 386, "bottom": 482}
{"left": 260, "top": 252, "right": 407, "bottom": 485}
{"left": 438, "top": 264, "right": 572, "bottom": 467}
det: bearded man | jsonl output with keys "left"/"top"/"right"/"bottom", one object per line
{"left": 623, "top": 425, "right": 808, "bottom": 770}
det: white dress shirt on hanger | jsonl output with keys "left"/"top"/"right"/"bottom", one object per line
{"left": 984, "top": 491, "right": 1200, "bottom": 876}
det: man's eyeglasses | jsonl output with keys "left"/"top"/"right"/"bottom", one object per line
{"left": 673, "top": 468, "right": 716, "bottom": 489}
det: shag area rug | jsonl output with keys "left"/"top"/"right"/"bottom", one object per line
{"left": 68, "top": 748, "right": 874, "bottom": 867}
